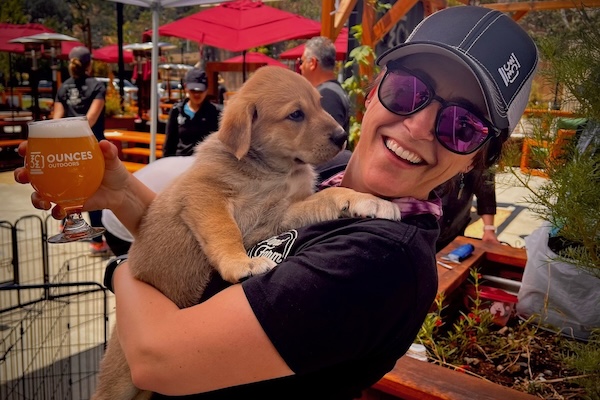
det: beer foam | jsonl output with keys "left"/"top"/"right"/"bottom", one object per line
{"left": 28, "top": 117, "right": 94, "bottom": 138}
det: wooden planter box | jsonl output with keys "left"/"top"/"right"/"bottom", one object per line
{"left": 359, "top": 237, "right": 537, "bottom": 400}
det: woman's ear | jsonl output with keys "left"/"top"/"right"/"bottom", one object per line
{"left": 464, "top": 164, "right": 474, "bottom": 174}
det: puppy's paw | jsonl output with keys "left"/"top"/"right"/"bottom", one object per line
{"left": 342, "top": 195, "right": 401, "bottom": 221}
{"left": 220, "top": 256, "right": 276, "bottom": 283}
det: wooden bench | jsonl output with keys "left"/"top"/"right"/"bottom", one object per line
{"left": 122, "top": 147, "right": 163, "bottom": 159}
{"left": 0, "top": 139, "right": 25, "bottom": 148}
{"left": 121, "top": 161, "right": 146, "bottom": 173}
{"left": 520, "top": 129, "right": 576, "bottom": 178}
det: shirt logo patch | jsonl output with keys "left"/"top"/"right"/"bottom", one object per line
{"left": 498, "top": 52, "right": 521, "bottom": 87}
{"left": 66, "top": 87, "right": 82, "bottom": 106}
{"left": 247, "top": 230, "right": 298, "bottom": 265}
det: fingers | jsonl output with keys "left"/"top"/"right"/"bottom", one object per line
{"left": 99, "top": 140, "right": 121, "bottom": 167}
{"left": 31, "top": 192, "right": 51, "bottom": 211}
{"left": 52, "top": 205, "right": 67, "bottom": 220}
{"left": 30, "top": 187, "right": 66, "bottom": 220}
{"left": 17, "top": 140, "right": 27, "bottom": 157}
{"left": 14, "top": 141, "right": 29, "bottom": 184}
{"left": 14, "top": 166, "right": 29, "bottom": 184}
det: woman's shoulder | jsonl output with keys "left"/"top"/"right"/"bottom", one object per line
{"left": 86, "top": 77, "right": 106, "bottom": 92}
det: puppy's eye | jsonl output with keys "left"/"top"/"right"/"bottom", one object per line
{"left": 288, "top": 110, "right": 305, "bottom": 122}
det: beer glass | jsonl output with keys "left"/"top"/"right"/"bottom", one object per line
{"left": 26, "top": 117, "right": 105, "bottom": 243}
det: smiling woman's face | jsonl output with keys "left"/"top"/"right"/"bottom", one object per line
{"left": 342, "top": 54, "right": 489, "bottom": 200}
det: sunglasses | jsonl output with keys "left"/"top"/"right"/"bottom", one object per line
{"left": 378, "top": 66, "right": 500, "bottom": 155}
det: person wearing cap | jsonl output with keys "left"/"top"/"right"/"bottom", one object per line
{"left": 16, "top": 6, "right": 538, "bottom": 398}
{"left": 163, "top": 68, "right": 221, "bottom": 157}
{"left": 54, "top": 46, "right": 106, "bottom": 140}
{"left": 54, "top": 45, "right": 109, "bottom": 256}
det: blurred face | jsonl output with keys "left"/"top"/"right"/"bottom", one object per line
{"left": 343, "top": 54, "right": 491, "bottom": 200}
{"left": 299, "top": 51, "right": 315, "bottom": 77}
{"left": 186, "top": 88, "right": 207, "bottom": 108}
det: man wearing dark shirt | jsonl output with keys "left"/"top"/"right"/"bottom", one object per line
{"left": 299, "top": 36, "right": 350, "bottom": 134}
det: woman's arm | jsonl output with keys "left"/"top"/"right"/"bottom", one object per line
{"left": 86, "top": 98, "right": 105, "bottom": 128}
{"left": 52, "top": 102, "right": 65, "bottom": 119}
{"left": 15, "top": 140, "right": 156, "bottom": 237}
{"left": 113, "top": 262, "right": 292, "bottom": 395}
{"left": 480, "top": 214, "right": 500, "bottom": 244}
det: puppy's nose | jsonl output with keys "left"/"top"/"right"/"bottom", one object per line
{"left": 330, "top": 126, "right": 348, "bottom": 149}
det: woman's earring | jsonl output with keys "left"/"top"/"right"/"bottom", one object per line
{"left": 457, "top": 173, "right": 465, "bottom": 199}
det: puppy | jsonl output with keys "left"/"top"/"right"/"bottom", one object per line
{"left": 92, "top": 66, "right": 400, "bottom": 400}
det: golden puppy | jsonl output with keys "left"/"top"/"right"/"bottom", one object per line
{"left": 92, "top": 66, "right": 400, "bottom": 400}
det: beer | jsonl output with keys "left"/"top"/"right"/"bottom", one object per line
{"left": 27, "top": 117, "right": 104, "bottom": 211}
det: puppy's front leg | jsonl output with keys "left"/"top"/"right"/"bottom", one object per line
{"left": 282, "top": 187, "right": 401, "bottom": 229}
{"left": 181, "top": 197, "right": 275, "bottom": 283}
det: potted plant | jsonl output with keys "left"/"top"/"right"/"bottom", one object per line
{"left": 104, "top": 81, "right": 137, "bottom": 131}
{"left": 509, "top": 7, "right": 600, "bottom": 340}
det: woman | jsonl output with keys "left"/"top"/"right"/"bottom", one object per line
{"left": 162, "top": 68, "right": 221, "bottom": 157}
{"left": 436, "top": 167, "right": 501, "bottom": 252}
{"left": 53, "top": 46, "right": 109, "bottom": 256}
{"left": 16, "top": 6, "right": 538, "bottom": 399}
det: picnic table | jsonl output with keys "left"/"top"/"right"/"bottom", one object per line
{"left": 104, "top": 129, "right": 166, "bottom": 172}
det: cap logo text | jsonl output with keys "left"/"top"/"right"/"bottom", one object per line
{"left": 498, "top": 53, "right": 521, "bottom": 87}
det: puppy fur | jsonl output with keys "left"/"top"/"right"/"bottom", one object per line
{"left": 92, "top": 66, "right": 400, "bottom": 400}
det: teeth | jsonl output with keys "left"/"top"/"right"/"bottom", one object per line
{"left": 385, "top": 139, "right": 422, "bottom": 164}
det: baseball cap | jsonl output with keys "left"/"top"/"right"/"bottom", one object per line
{"left": 69, "top": 46, "right": 91, "bottom": 66}
{"left": 376, "top": 6, "right": 538, "bottom": 134}
{"left": 184, "top": 68, "right": 208, "bottom": 92}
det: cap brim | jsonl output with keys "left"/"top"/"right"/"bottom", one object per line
{"left": 376, "top": 42, "right": 508, "bottom": 130}
{"left": 187, "top": 84, "right": 207, "bottom": 92}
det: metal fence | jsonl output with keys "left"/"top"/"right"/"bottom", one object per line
{"left": 0, "top": 215, "right": 113, "bottom": 400}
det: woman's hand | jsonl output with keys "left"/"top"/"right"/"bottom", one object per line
{"left": 14, "top": 140, "right": 132, "bottom": 220}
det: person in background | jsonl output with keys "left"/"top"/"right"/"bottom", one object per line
{"left": 53, "top": 46, "right": 109, "bottom": 256}
{"left": 436, "top": 168, "right": 501, "bottom": 252}
{"left": 16, "top": 6, "right": 538, "bottom": 398}
{"left": 217, "top": 74, "right": 228, "bottom": 105}
{"left": 162, "top": 68, "right": 221, "bottom": 157}
{"left": 300, "top": 36, "right": 350, "bottom": 133}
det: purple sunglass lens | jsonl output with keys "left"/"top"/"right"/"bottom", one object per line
{"left": 437, "top": 106, "right": 490, "bottom": 153}
{"left": 380, "top": 71, "right": 431, "bottom": 114}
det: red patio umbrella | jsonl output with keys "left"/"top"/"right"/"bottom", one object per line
{"left": 93, "top": 44, "right": 134, "bottom": 63}
{"left": 223, "top": 52, "right": 286, "bottom": 68}
{"left": 0, "top": 23, "right": 51, "bottom": 53}
{"left": 0, "top": 23, "right": 83, "bottom": 56}
{"left": 279, "top": 28, "right": 349, "bottom": 61}
{"left": 144, "top": 0, "right": 321, "bottom": 52}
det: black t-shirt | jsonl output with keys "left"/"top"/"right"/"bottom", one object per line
{"left": 436, "top": 168, "right": 496, "bottom": 252}
{"left": 154, "top": 214, "right": 439, "bottom": 400}
{"left": 318, "top": 80, "right": 350, "bottom": 133}
{"left": 152, "top": 151, "right": 440, "bottom": 399}
{"left": 55, "top": 76, "right": 106, "bottom": 141}
{"left": 163, "top": 98, "right": 221, "bottom": 157}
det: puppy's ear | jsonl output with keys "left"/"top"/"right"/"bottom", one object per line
{"left": 217, "top": 98, "right": 254, "bottom": 160}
